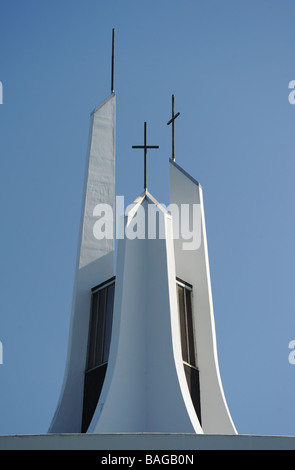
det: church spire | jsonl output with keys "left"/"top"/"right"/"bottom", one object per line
{"left": 48, "top": 31, "right": 116, "bottom": 433}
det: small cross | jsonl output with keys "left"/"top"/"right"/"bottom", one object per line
{"left": 132, "top": 121, "right": 159, "bottom": 191}
{"left": 167, "top": 94, "right": 180, "bottom": 162}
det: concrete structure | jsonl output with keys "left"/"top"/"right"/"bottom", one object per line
{"left": 86, "top": 163, "right": 237, "bottom": 434}
{"left": 2, "top": 34, "right": 294, "bottom": 450}
{"left": 169, "top": 160, "right": 236, "bottom": 434}
{"left": 44, "top": 75, "right": 237, "bottom": 436}
{"left": 49, "top": 92, "right": 116, "bottom": 433}
{"left": 89, "top": 191, "right": 203, "bottom": 433}
{"left": 1, "top": 433, "right": 295, "bottom": 450}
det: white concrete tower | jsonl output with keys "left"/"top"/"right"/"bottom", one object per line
{"left": 169, "top": 158, "right": 236, "bottom": 434}
{"left": 88, "top": 191, "right": 203, "bottom": 433}
{"left": 86, "top": 171, "right": 236, "bottom": 434}
{"left": 49, "top": 31, "right": 116, "bottom": 433}
{"left": 49, "top": 46, "right": 236, "bottom": 434}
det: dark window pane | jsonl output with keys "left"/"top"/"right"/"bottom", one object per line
{"left": 87, "top": 292, "right": 99, "bottom": 370}
{"left": 177, "top": 281, "right": 197, "bottom": 368}
{"left": 176, "top": 279, "right": 201, "bottom": 424}
{"left": 184, "top": 363, "right": 201, "bottom": 424}
{"left": 103, "top": 283, "right": 115, "bottom": 363}
{"left": 83, "top": 279, "right": 115, "bottom": 432}
{"left": 94, "top": 287, "right": 107, "bottom": 366}
{"left": 82, "top": 363, "right": 108, "bottom": 433}
{"left": 87, "top": 281, "right": 115, "bottom": 371}
{"left": 185, "top": 288, "right": 196, "bottom": 367}
{"left": 177, "top": 284, "right": 189, "bottom": 363}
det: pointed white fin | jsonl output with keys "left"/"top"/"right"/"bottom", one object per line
{"left": 49, "top": 93, "right": 116, "bottom": 433}
{"left": 169, "top": 159, "right": 237, "bottom": 434}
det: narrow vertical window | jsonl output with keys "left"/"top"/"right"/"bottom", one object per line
{"left": 102, "top": 283, "right": 115, "bottom": 363}
{"left": 87, "top": 279, "right": 115, "bottom": 370}
{"left": 176, "top": 279, "right": 196, "bottom": 367}
{"left": 176, "top": 277, "right": 201, "bottom": 424}
{"left": 82, "top": 277, "right": 115, "bottom": 432}
{"left": 177, "top": 284, "right": 189, "bottom": 363}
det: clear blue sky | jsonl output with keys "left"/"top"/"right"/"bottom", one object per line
{"left": 0, "top": 0, "right": 295, "bottom": 436}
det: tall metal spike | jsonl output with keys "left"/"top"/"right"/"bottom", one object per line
{"left": 111, "top": 28, "right": 115, "bottom": 93}
{"left": 167, "top": 94, "right": 180, "bottom": 162}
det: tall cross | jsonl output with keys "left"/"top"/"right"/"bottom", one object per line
{"left": 132, "top": 122, "right": 159, "bottom": 191}
{"left": 167, "top": 94, "right": 180, "bottom": 162}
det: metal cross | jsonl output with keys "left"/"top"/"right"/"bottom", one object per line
{"left": 132, "top": 122, "right": 159, "bottom": 191}
{"left": 167, "top": 94, "right": 180, "bottom": 162}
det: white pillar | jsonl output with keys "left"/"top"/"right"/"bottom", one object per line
{"left": 49, "top": 93, "right": 116, "bottom": 433}
{"left": 89, "top": 193, "right": 203, "bottom": 433}
{"left": 169, "top": 159, "right": 237, "bottom": 434}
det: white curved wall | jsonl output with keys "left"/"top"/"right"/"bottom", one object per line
{"left": 89, "top": 195, "right": 203, "bottom": 433}
{"left": 49, "top": 93, "right": 116, "bottom": 433}
{"left": 169, "top": 159, "right": 237, "bottom": 435}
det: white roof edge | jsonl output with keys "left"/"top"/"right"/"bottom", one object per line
{"left": 91, "top": 92, "right": 116, "bottom": 116}
{"left": 145, "top": 190, "right": 170, "bottom": 215}
{"left": 124, "top": 190, "right": 170, "bottom": 217}
{"left": 169, "top": 158, "right": 201, "bottom": 188}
